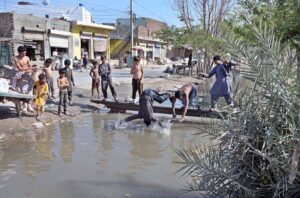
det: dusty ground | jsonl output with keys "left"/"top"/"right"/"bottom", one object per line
{"left": 0, "top": 66, "right": 204, "bottom": 138}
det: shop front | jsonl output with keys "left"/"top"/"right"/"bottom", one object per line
{"left": 21, "top": 27, "right": 45, "bottom": 61}
{"left": 48, "top": 29, "right": 71, "bottom": 57}
{"left": 71, "top": 21, "right": 114, "bottom": 59}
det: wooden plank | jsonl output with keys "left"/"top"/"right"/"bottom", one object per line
{"left": 91, "top": 99, "right": 227, "bottom": 119}
{"left": 0, "top": 91, "right": 35, "bottom": 100}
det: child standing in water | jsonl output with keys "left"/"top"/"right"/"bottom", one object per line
{"left": 89, "top": 59, "right": 100, "bottom": 98}
{"left": 33, "top": 74, "right": 48, "bottom": 121}
{"left": 57, "top": 69, "right": 69, "bottom": 116}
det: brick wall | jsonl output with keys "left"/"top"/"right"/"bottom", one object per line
{"left": 137, "top": 18, "right": 166, "bottom": 38}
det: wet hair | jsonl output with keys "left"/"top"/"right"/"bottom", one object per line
{"left": 213, "top": 55, "right": 221, "bottom": 61}
{"left": 38, "top": 73, "right": 46, "bottom": 81}
{"left": 44, "top": 58, "right": 53, "bottom": 66}
{"left": 144, "top": 119, "right": 151, "bottom": 126}
{"left": 175, "top": 90, "right": 181, "bottom": 99}
{"left": 90, "top": 59, "right": 98, "bottom": 65}
{"left": 64, "top": 59, "right": 71, "bottom": 66}
{"left": 17, "top": 46, "right": 26, "bottom": 53}
{"left": 101, "top": 55, "right": 106, "bottom": 61}
{"left": 32, "top": 64, "right": 37, "bottom": 67}
{"left": 133, "top": 56, "right": 140, "bottom": 62}
{"left": 59, "top": 68, "right": 66, "bottom": 74}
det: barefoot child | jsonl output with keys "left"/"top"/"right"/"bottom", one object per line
{"left": 63, "top": 59, "right": 75, "bottom": 105}
{"left": 130, "top": 56, "right": 144, "bottom": 103}
{"left": 89, "top": 59, "right": 100, "bottom": 98}
{"left": 33, "top": 74, "right": 48, "bottom": 121}
{"left": 57, "top": 69, "right": 69, "bottom": 116}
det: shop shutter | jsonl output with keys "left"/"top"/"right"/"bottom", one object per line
{"left": 49, "top": 36, "right": 69, "bottom": 48}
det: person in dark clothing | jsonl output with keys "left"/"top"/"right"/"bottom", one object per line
{"left": 98, "top": 56, "right": 117, "bottom": 101}
{"left": 121, "top": 89, "right": 171, "bottom": 126}
{"left": 63, "top": 59, "right": 75, "bottom": 105}
{"left": 82, "top": 54, "right": 88, "bottom": 69}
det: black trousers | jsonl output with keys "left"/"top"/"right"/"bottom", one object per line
{"left": 101, "top": 80, "right": 117, "bottom": 98}
{"left": 47, "top": 77, "right": 55, "bottom": 96}
{"left": 132, "top": 78, "right": 143, "bottom": 99}
{"left": 58, "top": 90, "right": 67, "bottom": 113}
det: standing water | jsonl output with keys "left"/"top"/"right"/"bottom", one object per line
{"left": 0, "top": 113, "right": 211, "bottom": 198}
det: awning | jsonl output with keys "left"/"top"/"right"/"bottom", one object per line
{"left": 23, "top": 33, "right": 44, "bottom": 41}
{"left": 80, "top": 31, "right": 92, "bottom": 40}
{"left": 94, "top": 38, "right": 107, "bottom": 52}
{"left": 48, "top": 29, "right": 71, "bottom": 37}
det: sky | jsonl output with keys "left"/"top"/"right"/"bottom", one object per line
{"left": 0, "top": 0, "right": 182, "bottom": 26}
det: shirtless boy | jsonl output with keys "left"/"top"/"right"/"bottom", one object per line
{"left": 14, "top": 46, "right": 32, "bottom": 73}
{"left": 43, "top": 58, "right": 55, "bottom": 99}
{"left": 170, "top": 83, "right": 198, "bottom": 122}
{"left": 89, "top": 59, "right": 100, "bottom": 98}
{"left": 130, "top": 56, "right": 144, "bottom": 102}
{"left": 13, "top": 46, "right": 34, "bottom": 112}
{"left": 57, "top": 69, "right": 69, "bottom": 116}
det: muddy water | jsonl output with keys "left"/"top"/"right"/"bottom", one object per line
{"left": 0, "top": 113, "right": 212, "bottom": 198}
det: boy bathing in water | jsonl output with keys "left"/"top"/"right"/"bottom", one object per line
{"left": 131, "top": 56, "right": 144, "bottom": 103}
{"left": 57, "top": 69, "right": 69, "bottom": 116}
{"left": 33, "top": 74, "right": 48, "bottom": 121}
{"left": 170, "top": 83, "right": 198, "bottom": 122}
{"left": 43, "top": 58, "right": 55, "bottom": 99}
{"left": 89, "top": 59, "right": 100, "bottom": 98}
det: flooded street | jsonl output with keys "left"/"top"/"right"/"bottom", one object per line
{"left": 0, "top": 113, "right": 211, "bottom": 198}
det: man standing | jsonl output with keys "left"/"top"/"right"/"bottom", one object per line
{"left": 121, "top": 89, "right": 171, "bottom": 126}
{"left": 170, "top": 83, "right": 198, "bottom": 122}
{"left": 131, "top": 56, "right": 144, "bottom": 103}
{"left": 200, "top": 55, "right": 234, "bottom": 111}
{"left": 98, "top": 56, "right": 117, "bottom": 101}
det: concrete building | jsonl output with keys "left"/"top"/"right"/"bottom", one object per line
{"left": 0, "top": 12, "right": 72, "bottom": 61}
{"left": 110, "top": 17, "right": 167, "bottom": 62}
{"left": 71, "top": 21, "right": 115, "bottom": 60}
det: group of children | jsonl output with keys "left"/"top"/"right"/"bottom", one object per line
{"left": 33, "top": 59, "right": 74, "bottom": 120}
{"left": 30, "top": 52, "right": 234, "bottom": 123}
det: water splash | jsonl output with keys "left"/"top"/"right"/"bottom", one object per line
{"left": 152, "top": 119, "right": 173, "bottom": 136}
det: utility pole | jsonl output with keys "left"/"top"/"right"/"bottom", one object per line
{"left": 130, "top": 0, "right": 134, "bottom": 55}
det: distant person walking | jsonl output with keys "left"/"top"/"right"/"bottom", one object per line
{"left": 82, "top": 54, "right": 88, "bottom": 69}
{"left": 63, "top": 59, "right": 75, "bottom": 105}
{"left": 131, "top": 56, "right": 144, "bottom": 103}
{"left": 43, "top": 58, "right": 55, "bottom": 99}
{"left": 126, "top": 51, "right": 133, "bottom": 68}
{"left": 57, "top": 69, "right": 69, "bottom": 116}
{"left": 89, "top": 59, "right": 101, "bottom": 99}
{"left": 98, "top": 56, "right": 117, "bottom": 101}
{"left": 200, "top": 55, "right": 234, "bottom": 111}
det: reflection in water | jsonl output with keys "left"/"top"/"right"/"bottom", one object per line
{"left": 0, "top": 113, "right": 210, "bottom": 198}
{"left": 59, "top": 120, "right": 76, "bottom": 163}
{"left": 128, "top": 129, "right": 165, "bottom": 171}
